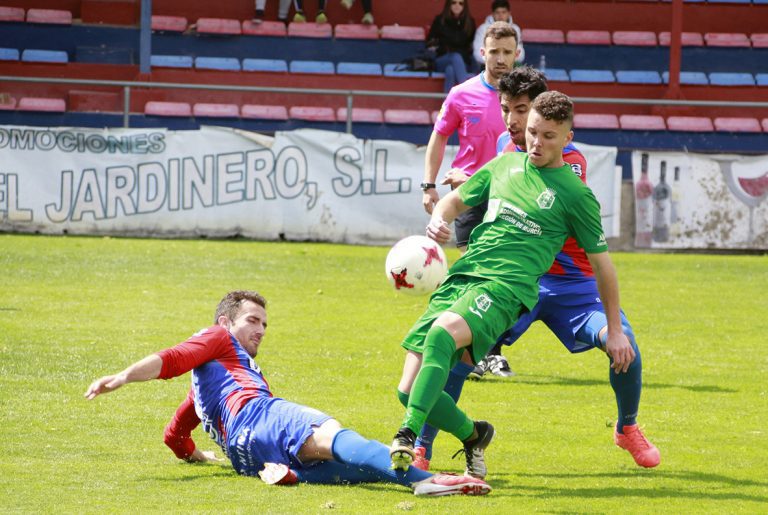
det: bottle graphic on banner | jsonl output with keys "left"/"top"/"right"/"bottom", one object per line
{"left": 714, "top": 157, "right": 768, "bottom": 244}
{"left": 670, "top": 166, "right": 682, "bottom": 239}
{"left": 634, "top": 153, "right": 653, "bottom": 247}
{"left": 652, "top": 161, "right": 671, "bottom": 243}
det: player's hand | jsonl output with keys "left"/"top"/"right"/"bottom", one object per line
{"left": 187, "top": 449, "right": 223, "bottom": 463}
{"left": 604, "top": 332, "right": 636, "bottom": 374}
{"left": 440, "top": 168, "right": 469, "bottom": 188}
{"left": 84, "top": 374, "right": 126, "bottom": 399}
{"left": 422, "top": 189, "right": 439, "bottom": 214}
{"left": 426, "top": 216, "right": 451, "bottom": 244}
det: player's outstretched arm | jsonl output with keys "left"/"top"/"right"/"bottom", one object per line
{"left": 427, "top": 189, "right": 470, "bottom": 244}
{"left": 84, "top": 354, "right": 163, "bottom": 399}
{"left": 423, "top": 131, "right": 450, "bottom": 214}
{"left": 587, "top": 252, "right": 636, "bottom": 374}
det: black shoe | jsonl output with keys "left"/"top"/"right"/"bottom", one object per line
{"left": 467, "top": 357, "right": 491, "bottom": 380}
{"left": 390, "top": 427, "right": 417, "bottom": 470}
{"left": 454, "top": 421, "right": 495, "bottom": 479}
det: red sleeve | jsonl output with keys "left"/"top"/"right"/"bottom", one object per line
{"left": 163, "top": 388, "right": 200, "bottom": 460}
{"left": 155, "top": 325, "right": 231, "bottom": 379}
{"left": 564, "top": 149, "right": 588, "bottom": 184}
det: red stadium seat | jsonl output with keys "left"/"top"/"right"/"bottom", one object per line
{"left": 566, "top": 30, "right": 611, "bottom": 45}
{"left": 704, "top": 32, "right": 751, "bottom": 47}
{"left": 619, "top": 114, "right": 667, "bottom": 131}
{"left": 0, "top": 95, "right": 17, "bottom": 110}
{"left": 666, "top": 116, "right": 714, "bottom": 132}
{"left": 713, "top": 117, "right": 762, "bottom": 133}
{"left": 381, "top": 25, "right": 425, "bottom": 41}
{"left": 195, "top": 18, "right": 241, "bottom": 35}
{"left": 763, "top": 119, "right": 768, "bottom": 133}
{"left": 658, "top": 32, "right": 704, "bottom": 47}
{"left": 193, "top": 103, "right": 240, "bottom": 118}
{"left": 144, "top": 101, "right": 192, "bottom": 117}
{"left": 287, "top": 22, "right": 332, "bottom": 38}
{"left": 151, "top": 15, "right": 188, "bottom": 32}
{"left": 26, "top": 8, "right": 72, "bottom": 25}
{"left": 431, "top": 111, "right": 440, "bottom": 124}
{"left": 241, "top": 104, "right": 289, "bottom": 120}
{"left": 384, "top": 109, "right": 431, "bottom": 125}
{"left": 612, "top": 31, "right": 657, "bottom": 46}
{"left": 750, "top": 33, "right": 768, "bottom": 48}
{"left": 573, "top": 113, "right": 620, "bottom": 129}
{"left": 289, "top": 106, "right": 336, "bottom": 121}
{"left": 335, "top": 23, "right": 379, "bottom": 40}
{"left": 242, "top": 20, "right": 287, "bottom": 36}
{"left": 0, "top": 6, "right": 25, "bottom": 22}
{"left": 18, "top": 97, "right": 66, "bottom": 112}
{"left": 521, "top": 28, "right": 565, "bottom": 44}
{"left": 337, "top": 107, "right": 384, "bottom": 123}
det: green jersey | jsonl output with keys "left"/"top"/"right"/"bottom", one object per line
{"left": 453, "top": 151, "right": 608, "bottom": 310}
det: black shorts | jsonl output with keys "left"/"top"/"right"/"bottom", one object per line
{"left": 454, "top": 201, "right": 488, "bottom": 247}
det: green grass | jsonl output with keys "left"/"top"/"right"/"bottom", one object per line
{"left": 1, "top": 234, "right": 767, "bottom": 513}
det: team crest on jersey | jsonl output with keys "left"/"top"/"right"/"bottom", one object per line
{"left": 468, "top": 293, "right": 493, "bottom": 319}
{"left": 570, "top": 163, "right": 583, "bottom": 177}
{"left": 536, "top": 188, "right": 556, "bottom": 209}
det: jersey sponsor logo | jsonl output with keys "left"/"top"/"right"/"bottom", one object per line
{"left": 596, "top": 233, "right": 607, "bottom": 247}
{"left": 536, "top": 188, "right": 556, "bottom": 210}
{"left": 498, "top": 201, "right": 542, "bottom": 235}
{"left": 508, "top": 166, "right": 524, "bottom": 177}
{"left": 468, "top": 293, "right": 493, "bottom": 319}
{"left": 467, "top": 115, "right": 481, "bottom": 125}
{"left": 570, "top": 163, "right": 583, "bottom": 177}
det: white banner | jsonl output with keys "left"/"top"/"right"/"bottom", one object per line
{"left": 0, "top": 125, "right": 620, "bottom": 245}
{"left": 631, "top": 151, "right": 768, "bottom": 249}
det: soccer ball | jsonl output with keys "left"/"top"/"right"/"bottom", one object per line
{"left": 385, "top": 235, "right": 448, "bottom": 295}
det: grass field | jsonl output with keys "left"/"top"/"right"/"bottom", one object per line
{"left": 1, "top": 234, "right": 767, "bottom": 514}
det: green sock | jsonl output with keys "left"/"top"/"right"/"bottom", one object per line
{"left": 398, "top": 388, "right": 473, "bottom": 441}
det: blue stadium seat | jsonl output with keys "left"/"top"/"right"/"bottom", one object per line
{"left": 195, "top": 56, "right": 241, "bottom": 71}
{"left": 662, "top": 71, "right": 709, "bottom": 85}
{"left": 21, "top": 49, "right": 68, "bottom": 63}
{"left": 289, "top": 60, "right": 335, "bottom": 74}
{"left": 383, "top": 64, "right": 430, "bottom": 78}
{"left": 336, "top": 62, "right": 383, "bottom": 76}
{"left": 616, "top": 70, "right": 662, "bottom": 84}
{"left": 242, "top": 58, "right": 288, "bottom": 72}
{"left": 708, "top": 72, "right": 756, "bottom": 86}
{"left": 569, "top": 69, "right": 615, "bottom": 83}
{"left": 0, "top": 47, "right": 20, "bottom": 61}
{"left": 756, "top": 74, "right": 768, "bottom": 86}
{"left": 543, "top": 68, "right": 569, "bottom": 82}
{"left": 151, "top": 55, "right": 194, "bottom": 68}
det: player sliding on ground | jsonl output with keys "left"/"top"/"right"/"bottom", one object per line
{"left": 85, "top": 290, "right": 490, "bottom": 497}
{"left": 390, "top": 91, "right": 635, "bottom": 480}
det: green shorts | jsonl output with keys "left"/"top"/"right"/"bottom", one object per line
{"left": 400, "top": 275, "right": 524, "bottom": 364}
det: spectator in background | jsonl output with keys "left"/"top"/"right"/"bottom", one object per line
{"left": 428, "top": 0, "right": 477, "bottom": 93}
{"left": 473, "top": 0, "right": 525, "bottom": 68}
{"left": 341, "top": 0, "right": 374, "bottom": 25}
{"left": 254, "top": 0, "right": 293, "bottom": 24}
{"left": 293, "top": 0, "right": 328, "bottom": 23}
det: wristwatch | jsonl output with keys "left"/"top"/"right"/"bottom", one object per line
{"left": 420, "top": 182, "right": 436, "bottom": 191}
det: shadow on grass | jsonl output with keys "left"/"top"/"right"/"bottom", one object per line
{"left": 493, "top": 374, "right": 737, "bottom": 394}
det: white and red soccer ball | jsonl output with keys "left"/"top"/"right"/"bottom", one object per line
{"left": 385, "top": 235, "right": 448, "bottom": 295}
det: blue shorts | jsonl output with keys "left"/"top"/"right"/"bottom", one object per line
{"left": 498, "top": 275, "right": 632, "bottom": 354}
{"left": 226, "top": 397, "right": 332, "bottom": 476}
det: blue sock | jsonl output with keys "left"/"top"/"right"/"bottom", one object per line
{"left": 295, "top": 459, "right": 379, "bottom": 484}
{"left": 330, "top": 429, "right": 432, "bottom": 487}
{"left": 601, "top": 327, "right": 642, "bottom": 433}
{"left": 415, "top": 361, "right": 474, "bottom": 460}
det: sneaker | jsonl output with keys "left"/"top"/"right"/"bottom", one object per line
{"left": 390, "top": 427, "right": 417, "bottom": 470}
{"left": 340, "top": 0, "right": 355, "bottom": 8}
{"left": 467, "top": 358, "right": 490, "bottom": 380}
{"left": 453, "top": 421, "right": 495, "bottom": 479}
{"left": 412, "top": 473, "right": 491, "bottom": 496}
{"left": 614, "top": 424, "right": 660, "bottom": 468}
{"left": 292, "top": 12, "right": 306, "bottom": 23}
{"left": 488, "top": 355, "right": 515, "bottom": 377}
{"left": 412, "top": 446, "right": 431, "bottom": 471}
{"left": 258, "top": 463, "right": 298, "bottom": 485}
{"left": 361, "top": 12, "right": 374, "bottom": 24}
{"left": 315, "top": 12, "right": 328, "bottom": 23}
{"left": 252, "top": 9, "right": 264, "bottom": 23}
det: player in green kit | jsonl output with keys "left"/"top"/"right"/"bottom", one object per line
{"left": 390, "top": 91, "right": 636, "bottom": 480}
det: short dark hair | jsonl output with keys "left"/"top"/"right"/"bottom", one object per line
{"left": 484, "top": 20, "right": 518, "bottom": 44}
{"left": 214, "top": 290, "right": 267, "bottom": 323}
{"left": 531, "top": 91, "right": 574, "bottom": 126}
{"left": 491, "top": 0, "right": 510, "bottom": 10}
{"left": 498, "top": 66, "right": 548, "bottom": 102}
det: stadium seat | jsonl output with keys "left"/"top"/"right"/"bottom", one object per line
{"left": 569, "top": 69, "right": 615, "bottom": 83}
{"left": 612, "top": 31, "right": 657, "bottom": 46}
{"left": 18, "top": 97, "right": 66, "bottom": 112}
{"left": 521, "top": 28, "right": 565, "bottom": 44}
{"left": 193, "top": 103, "right": 240, "bottom": 118}
{"left": 616, "top": 70, "right": 662, "bottom": 84}
{"left": 763, "top": 119, "right": 768, "bottom": 132}
{"left": 195, "top": 56, "right": 241, "bottom": 71}
{"left": 287, "top": 22, "right": 332, "bottom": 38}
{"left": 658, "top": 32, "right": 704, "bottom": 46}
{"left": 384, "top": 109, "right": 431, "bottom": 125}
{"left": 241, "top": 104, "right": 289, "bottom": 120}
{"left": 195, "top": 18, "right": 241, "bottom": 35}
{"left": 0, "top": 6, "right": 25, "bottom": 22}
{"left": 289, "top": 60, "right": 334, "bottom": 74}
{"left": 566, "top": 30, "right": 611, "bottom": 45}
{"left": 381, "top": 25, "right": 425, "bottom": 41}
{"left": 383, "top": 63, "right": 430, "bottom": 78}
{"left": 708, "top": 72, "right": 756, "bottom": 86}
{"left": 336, "top": 62, "right": 382, "bottom": 75}
{"left": 242, "top": 58, "right": 288, "bottom": 72}
{"left": 662, "top": 71, "right": 709, "bottom": 85}
{"left": 335, "top": 23, "right": 379, "bottom": 40}
{"left": 704, "top": 32, "right": 751, "bottom": 47}
{"left": 543, "top": 68, "right": 569, "bottom": 82}
{"left": 151, "top": 55, "right": 193, "bottom": 68}
{"left": 21, "top": 49, "right": 68, "bottom": 63}
{"left": 756, "top": 73, "right": 768, "bottom": 86}
{"left": 0, "top": 48, "right": 20, "bottom": 61}
{"left": 751, "top": 33, "right": 768, "bottom": 48}
{"left": 573, "top": 113, "right": 620, "bottom": 129}
{"left": 666, "top": 116, "right": 714, "bottom": 132}
{"left": 713, "top": 117, "right": 762, "bottom": 133}
{"left": 431, "top": 111, "right": 440, "bottom": 124}
{"left": 0, "top": 95, "right": 17, "bottom": 110}
{"left": 619, "top": 114, "right": 667, "bottom": 131}
{"left": 144, "top": 101, "right": 192, "bottom": 117}
{"left": 289, "top": 106, "right": 336, "bottom": 121}
{"left": 26, "top": 8, "right": 72, "bottom": 25}
{"left": 337, "top": 107, "right": 384, "bottom": 123}
{"left": 151, "top": 15, "right": 188, "bottom": 32}
{"left": 242, "top": 20, "right": 287, "bottom": 36}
